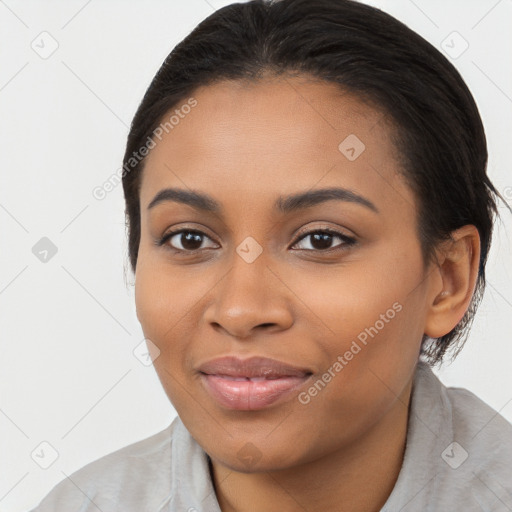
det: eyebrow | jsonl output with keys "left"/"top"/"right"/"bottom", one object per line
{"left": 147, "top": 187, "right": 379, "bottom": 214}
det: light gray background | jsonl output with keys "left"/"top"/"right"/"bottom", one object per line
{"left": 1, "top": 0, "right": 511, "bottom": 510}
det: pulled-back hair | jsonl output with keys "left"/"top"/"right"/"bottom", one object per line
{"left": 122, "top": 0, "right": 508, "bottom": 366}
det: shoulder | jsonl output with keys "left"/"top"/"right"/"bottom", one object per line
{"left": 29, "top": 420, "right": 177, "bottom": 512}
{"left": 444, "top": 379, "right": 512, "bottom": 480}
{"left": 426, "top": 365, "right": 512, "bottom": 505}
{"left": 384, "top": 363, "right": 512, "bottom": 511}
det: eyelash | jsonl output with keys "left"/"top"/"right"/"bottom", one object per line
{"left": 155, "top": 227, "right": 357, "bottom": 255}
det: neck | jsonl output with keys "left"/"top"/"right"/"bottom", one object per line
{"left": 210, "top": 378, "right": 413, "bottom": 512}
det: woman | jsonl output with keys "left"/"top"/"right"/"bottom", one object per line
{"left": 30, "top": 0, "right": 512, "bottom": 510}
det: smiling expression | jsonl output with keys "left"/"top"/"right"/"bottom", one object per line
{"left": 134, "top": 75, "right": 435, "bottom": 472}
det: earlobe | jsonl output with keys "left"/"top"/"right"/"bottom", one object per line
{"left": 424, "top": 225, "right": 480, "bottom": 338}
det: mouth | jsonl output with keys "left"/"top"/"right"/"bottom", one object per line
{"left": 197, "top": 356, "right": 313, "bottom": 411}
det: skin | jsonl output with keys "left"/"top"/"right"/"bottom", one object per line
{"left": 134, "top": 75, "right": 480, "bottom": 512}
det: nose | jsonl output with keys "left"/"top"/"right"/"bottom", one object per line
{"left": 203, "top": 248, "right": 294, "bottom": 340}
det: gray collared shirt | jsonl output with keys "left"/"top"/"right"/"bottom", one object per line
{"left": 30, "top": 361, "right": 512, "bottom": 511}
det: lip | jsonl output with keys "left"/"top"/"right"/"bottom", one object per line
{"left": 197, "top": 356, "right": 313, "bottom": 411}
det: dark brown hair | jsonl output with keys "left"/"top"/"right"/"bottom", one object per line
{"left": 122, "top": 0, "right": 509, "bottom": 366}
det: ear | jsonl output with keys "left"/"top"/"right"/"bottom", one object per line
{"left": 424, "top": 225, "right": 481, "bottom": 339}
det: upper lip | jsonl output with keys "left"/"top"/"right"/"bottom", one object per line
{"left": 198, "top": 356, "right": 312, "bottom": 379}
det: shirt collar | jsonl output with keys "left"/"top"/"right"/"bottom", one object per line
{"left": 167, "top": 361, "right": 450, "bottom": 512}
{"left": 381, "top": 361, "right": 454, "bottom": 510}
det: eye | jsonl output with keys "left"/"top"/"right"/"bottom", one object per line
{"left": 156, "top": 227, "right": 356, "bottom": 254}
{"left": 291, "top": 228, "right": 356, "bottom": 252}
{"left": 156, "top": 229, "right": 218, "bottom": 252}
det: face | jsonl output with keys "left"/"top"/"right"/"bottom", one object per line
{"left": 135, "top": 76, "right": 432, "bottom": 472}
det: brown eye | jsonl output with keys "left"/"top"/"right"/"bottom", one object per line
{"left": 156, "top": 227, "right": 356, "bottom": 255}
{"left": 158, "top": 229, "right": 217, "bottom": 252}
{"left": 292, "top": 229, "right": 356, "bottom": 252}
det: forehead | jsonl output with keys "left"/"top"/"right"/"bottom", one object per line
{"left": 139, "top": 76, "right": 413, "bottom": 217}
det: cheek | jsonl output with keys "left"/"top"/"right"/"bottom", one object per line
{"left": 300, "top": 249, "right": 425, "bottom": 404}
{"left": 134, "top": 259, "right": 185, "bottom": 364}
{"left": 134, "top": 264, "right": 195, "bottom": 408}
{"left": 134, "top": 269, "right": 167, "bottom": 337}
{"left": 134, "top": 257, "right": 214, "bottom": 376}
{"left": 293, "top": 249, "right": 419, "bottom": 344}
{"left": 134, "top": 252, "right": 199, "bottom": 338}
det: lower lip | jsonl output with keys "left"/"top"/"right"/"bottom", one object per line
{"left": 200, "top": 373, "right": 311, "bottom": 410}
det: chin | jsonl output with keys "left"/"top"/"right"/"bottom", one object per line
{"left": 208, "top": 442, "right": 305, "bottom": 474}
{"left": 215, "top": 455, "right": 285, "bottom": 474}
